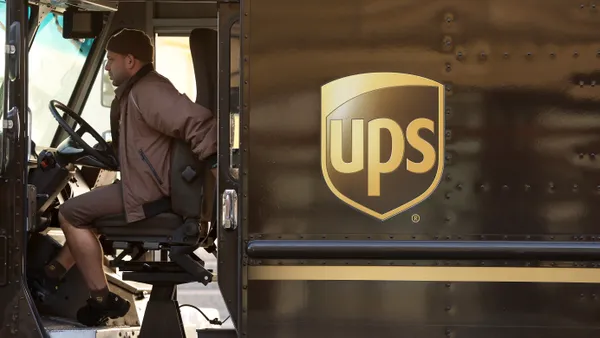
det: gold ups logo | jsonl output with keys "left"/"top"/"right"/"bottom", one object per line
{"left": 321, "top": 72, "right": 445, "bottom": 221}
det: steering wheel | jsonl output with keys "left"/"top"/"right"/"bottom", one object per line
{"left": 49, "top": 100, "right": 118, "bottom": 170}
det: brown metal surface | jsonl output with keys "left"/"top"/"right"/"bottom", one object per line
{"left": 241, "top": 0, "right": 600, "bottom": 336}
{"left": 246, "top": 280, "right": 600, "bottom": 338}
{"left": 244, "top": 0, "right": 600, "bottom": 237}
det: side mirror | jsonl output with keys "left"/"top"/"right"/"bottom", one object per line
{"left": 62, "top": 8, "right": 104, "bottom": 39}
{"left": 100, "top": 59, "right": 115, "bottom": 107}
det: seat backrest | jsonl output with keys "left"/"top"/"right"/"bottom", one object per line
{"left": 169, "top": 28, "right": 218, "bottom": 219}
{"left": 170, "top": 140, "right": 205, "bottom": 218}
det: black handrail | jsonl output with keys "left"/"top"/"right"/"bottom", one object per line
{"left": 246, "top": 240, "right": 600, "bottom": 261}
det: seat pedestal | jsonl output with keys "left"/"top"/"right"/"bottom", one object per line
{"left": 139, "top": 283, "right": 185, "bottom": 338}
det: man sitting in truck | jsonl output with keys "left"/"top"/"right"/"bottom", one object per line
{"left": 30, "top": 28, "right": 218, "bottom": 326}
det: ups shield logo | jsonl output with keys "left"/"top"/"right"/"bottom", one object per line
{"left": 321, "top": 72, "right": 445, "bottom": 221}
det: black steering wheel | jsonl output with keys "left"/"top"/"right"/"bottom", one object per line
{"left": 49, "top": 100, "right": 118, "bottom": 170}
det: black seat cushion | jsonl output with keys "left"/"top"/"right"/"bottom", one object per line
{"left": 94, "top": 213, "right": 183, "bottom": 237}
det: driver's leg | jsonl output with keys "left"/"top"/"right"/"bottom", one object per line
{"left": 34, "top": 186, "right": 112, "bottom": 294}
{"left": 58, "top": 214, "right": 109, "bottom": 293}
{"left": 57, "top": 182, "right": 130, "bottom": 326}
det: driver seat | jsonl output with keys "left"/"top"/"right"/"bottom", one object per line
{"left": 92, "top": 139, "right": 214, "bottom": 335}
{"left": 94, "top": 139, "right": 212, "bottom": 252}
{"left": 92, "top": 27, "right": 218, "bottom": 338}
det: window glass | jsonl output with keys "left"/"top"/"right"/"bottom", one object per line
{"left": 0, "top": 2, "right": 6, "bottom": 172}
{"left": 230, "top": 21, "right": 240, "bottom": 172}
{"left": 0, "top": 1, "right": 6, "bottom": 110}
{"left": 0, "top": 3, "right": 6, "bottom": 86}
{"left": 230, "top": 22, "right": 240, "bottom": 149}
{"left": 29, "top": 13, "right": 94, "bottom": 146}
{"left": 155, "top": 35, "right": 196, "bottom": 101}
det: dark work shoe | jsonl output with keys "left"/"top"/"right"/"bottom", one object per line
{"left": 76, "top": 292, "right": 131, "bottom": 327}
{"left": 28, "top": 270, "right": 61, "bottom": 303}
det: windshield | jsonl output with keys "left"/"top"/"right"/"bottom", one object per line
{"left": 29, "top": 12, "right": 93, "bottom": 146}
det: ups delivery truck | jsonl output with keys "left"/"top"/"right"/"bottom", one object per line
{"left": 1, "top": 0, "right": 600, "bottom": 337}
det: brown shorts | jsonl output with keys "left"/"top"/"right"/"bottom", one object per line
{"left": 60, "top": 182, "right": 124, "bottom": 228}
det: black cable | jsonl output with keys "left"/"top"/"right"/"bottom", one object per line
{"left": 178, "top": 303, "right": 230, "bottom": 326}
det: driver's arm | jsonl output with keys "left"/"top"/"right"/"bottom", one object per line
{"left": 132, "top": 78, "right": 217, "bottom": 161}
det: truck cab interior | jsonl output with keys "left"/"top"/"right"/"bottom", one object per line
{"left": 0, "top": 0, "right": 240, "bottom": 337}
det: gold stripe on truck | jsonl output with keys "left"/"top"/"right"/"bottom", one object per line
{"left": 248, "top": 266, "right": 600, "bottom": 283}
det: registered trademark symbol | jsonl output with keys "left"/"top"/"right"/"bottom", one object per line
{"left": 411, "top": 214, "right": 421, "bottom": 223}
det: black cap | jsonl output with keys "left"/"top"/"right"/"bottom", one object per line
{"left": 106, "top": 28, "right": 154, "bottom": 63}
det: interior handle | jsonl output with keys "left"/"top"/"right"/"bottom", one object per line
{"left": 221, "top": 189, "right": 238, "bottom": 230}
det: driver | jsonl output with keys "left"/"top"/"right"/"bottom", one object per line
{"left": 30, "top": 28, "right": 217, "bottom": 326}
